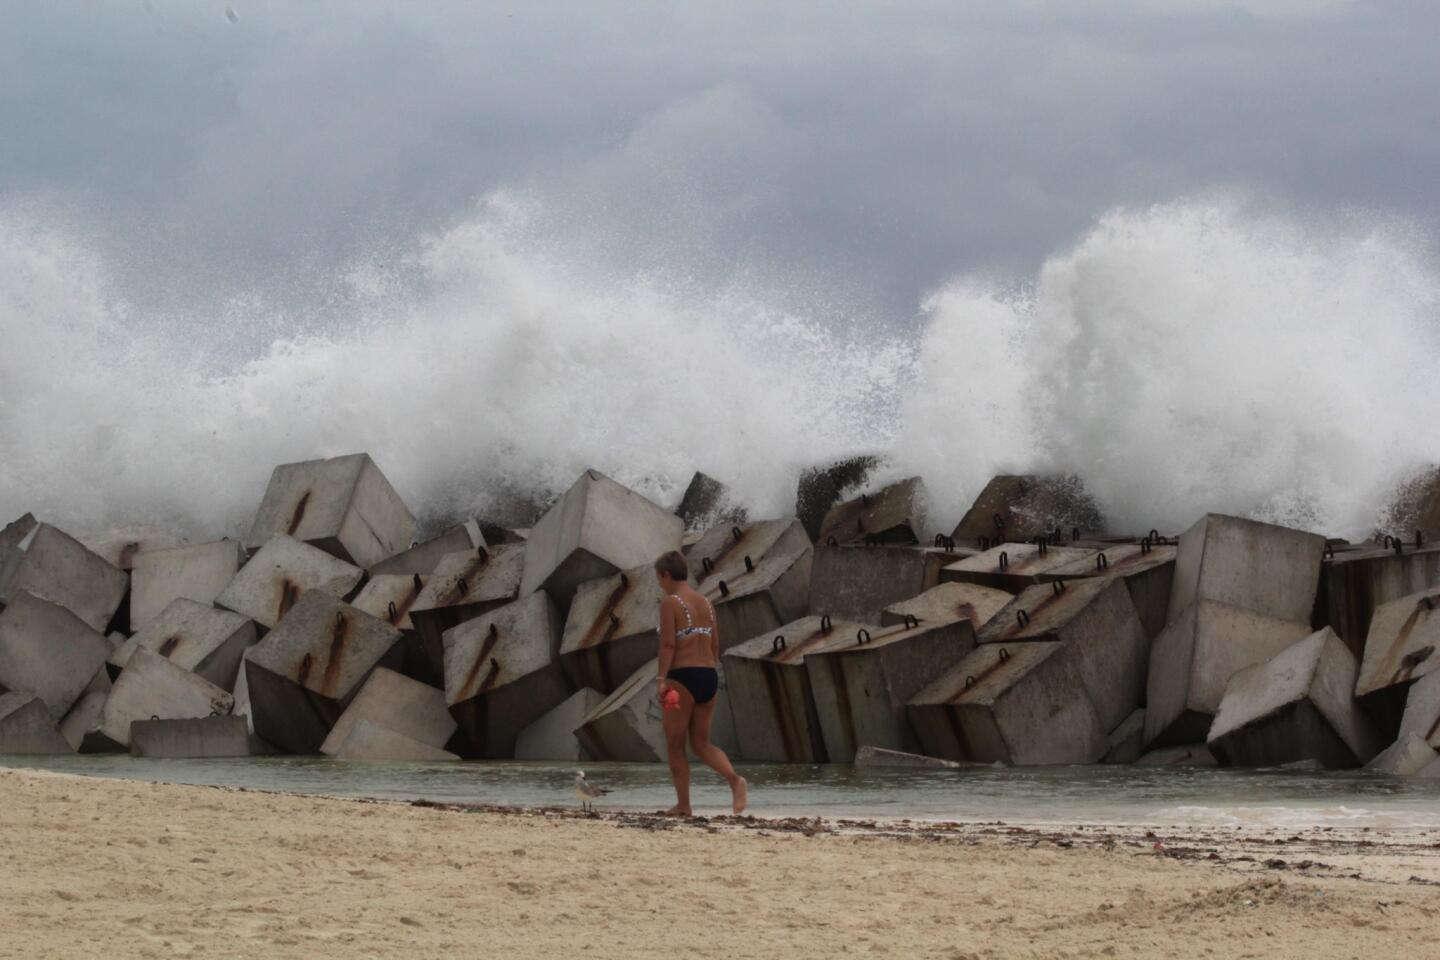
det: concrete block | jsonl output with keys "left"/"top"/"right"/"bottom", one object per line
{"left": 215, "top": 533, "right": 365, "bottom": 630}
{"left": 100, "top": 649, "right": 234, "bottom": 748}
{"left": 1356, "top": 586, "right": 1440, "bottom": 698}
{"left": 331, "top": 719, "right": 459, "bottom": 762}
{"left": 676, "top": 472, "right": 746, "bottom": 529}
{"left": 368, "top": 520, "right": 482, "bottom": 577}
{"left": 811, "top": 542, "right": 975, "bottom": 626}
{"left": 110, "top": 599, "right": 257, "bottom": 691}
{"left": 818, "top": 476, "right": 928, "bottom": 546}
{"left": 244, "top": 592, "right": 402, "bottom": 754}
{"left": 1366, "top": 732, "right": 1439, "bottom": 776}
{"left": 0, "top": 523, "right": 128, "bottom": 633}
{"left": 1316, "top": 541, "right": 1440, "bottom": 658}
{"left": 1167, "top": 514, "right": 1325, "bottom": 625}
{"left": 574, "top": 657, "right": 740, "bottom": 762}
{"left": 559, "top": 561, "right": 669, "bottom": 695}
{"left": 908, "top": 641, "right": 1107, "bottom": 765}
{"left": 881, "top": 581, "right": 1010, "bottom": 630}
{"left": 977, "top": 578, "right": 1149, "bottom": 734}
{"left": 1037, "top": 541, "right": 1178, "bottom": 641}
{"left": 130, "top": 715, "right": 250, "bottom": 758}
{"left": 705, "top": 546, "right": 814, "bottom": 651}
{"left": 407, "top": 544, "right": 525, "bottom": 685}
{"left": 808, "top": 617, "right": 976, "bottom": 761}
{"left": 0, "top": 691, "right": 73, "bottom": 754}
{"left": 1398, "top": 670, "right": 1440, "bottom": 748}
{"left": 853, "top": 745, "right": 964, "bottom": 769}
{"left": 514, "top": 687, "right": 604, "bottom": 761}
{"left": 1144, "top": 600, "right": 1313, "bottom": 748}
{"left": 1103, "top": 709, "right": 1146, "bottom": 764}
{"left": 130, "top": 540, "right": 245, "bottom": 631}
{"left": 443, "top": 591, "right": 569, "bottom": 758}
{"left": 724, "top": 615, "right": 862, "bottom": 762}
{"left": 950, "top": 475, "right": 1104, "bottom": 544}
{"left": 59, "top": 666, "right": 113, "bottom": 753}
{"left": 520, "top": 469, "right": 683, "bottom": 608}
{"left": 1208, "top": 628, "right": 1384, "bottom": 768}
{"left": 0, "top": 591, "right": 113, "bottom": 723}
{"left": 795, "top": 455, "right": 881, "bottom": 542}
{"left": 319, "top": 666, "right": 456, "bottom": 756}
{"left": 245, "top": 452, "right": 416, "bottom": 569}
{"left": 1135, "top": 745, "right": 1217, "bottom": 767}
{"left": 941, "top": 542, "right": 1098, "bottom": 593}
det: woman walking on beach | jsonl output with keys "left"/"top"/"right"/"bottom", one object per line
{"left": 654, "top": 550, "right": 748, "bottom": 816}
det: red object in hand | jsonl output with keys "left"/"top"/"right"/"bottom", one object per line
{"left": 662, "top": 689, "right": 681, "bottom": 711}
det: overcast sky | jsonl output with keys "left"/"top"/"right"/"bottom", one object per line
{"left": 3, "top": 0, "right": 1437, "bottom": 320}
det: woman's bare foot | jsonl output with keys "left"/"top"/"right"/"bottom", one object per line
{"left": 731, "top": 777, "right": 748, "bottom": 815}
{"left": 662, "top": 804, "right": 692, "bottom": 817}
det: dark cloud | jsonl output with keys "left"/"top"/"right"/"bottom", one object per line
{"left": 3, "top": 0, "right": 1436, "bottom": 318}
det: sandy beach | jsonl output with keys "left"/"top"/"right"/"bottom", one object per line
{"left": 2, "top": 767, "right": 1438, "bottom": 958}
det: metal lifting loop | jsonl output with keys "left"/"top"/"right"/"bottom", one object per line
{"left": 999, "top": 551, "right": 1010, "bottom": 571}
{"left": 861, "top": 493, "right": 871, "bottom": 508}
{"left": 773, "top": 635, "right": 786, "bottom": 653}
{"left": 457, "top": 576, "right": 469, "bottom": 596}
{"left": 903, "top": 614, "right": 920, "bottom": 630}
{"left": 999, "top": 648, "right": 1011, "bottom": 662}
{"left": 335, "top": 611, "right": 345, "bottom": 629}
{"left": 744, "top": 555, "right": 754, "bottom": 573}
{"left": 1097, "top": 553, "right": 1109, "bottom": 570}
{"left": 993, "top": 513, "right": 1006, "bottom": 530}
{"left": 619, "top": 572, "right": 629, "bottom": 588}
{"left": 1384, "top": 535, "right": 1394, "bottom": 549}
{"left": 1323, "top": 543, "right": 1335, "bottom": 560}
{"left": 1072, "top": 527, "right": 1080, "bottom": 542}
{"left": 1038, "top": 540, "right": 1049, "bottom": 556}
{"left": 488, "top": 622, "right": 499, "bottom": 640}
{"left": 1148, "top": 529, "right": 1160, "bottom": 542}
{"left": 821, "top": 614, "right": 832, "bottom": 631}
{"left": 477, "top": 545, "right": 489, "bottom": 561}
{"left": 387, "top": 601, "right": 398, "bottom": 621}
{"left": 1395, "top": 538, "right": 1405, "bottom": 556}
{"left": 826, "top": 535, "right": 838, "bottom": 547}
{"left": 980, "top": 535, "right": 991, "bottom": 551}
{"left": 965, "top": 675, "right": 976, "bottom": 689}
{"left": 702, "top": 557, "right": 714, "bottom": 574}
{"left": 412, "top": 573, "right": 423, "bottom": 593}
{"left": 732, "top": 526, "right": 744, "bottom": 542}
{"left": 609, "top": 612, "right": 620, "bottom": 626}
{"left": 1016, "top": 609, "right": 1031, "bottom": 628}
{"left": 1052, "top": 580, "right": 1066, "bottom": 596}
{"left": 1140, "top": 538, "right": 1151, "bottom": 554}
{"left": 718, "top": 580, "right": 730, "bottom": 597}
{"left": 856, "top": 628, "right": 872, "bottom": 645}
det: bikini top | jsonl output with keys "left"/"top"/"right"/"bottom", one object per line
{"left": 669, "top": 593, "right": 715, "bottom": 639}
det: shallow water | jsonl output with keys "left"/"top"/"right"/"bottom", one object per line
{"left": 6, "top": 755, "right": 1440, "bottom": 831}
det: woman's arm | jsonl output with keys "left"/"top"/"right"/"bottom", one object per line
{"left": 657, "top": 597, "right": 677, "bottom": 695}
{"left": 708, "top": 597, "right": 720, "bottom": 663}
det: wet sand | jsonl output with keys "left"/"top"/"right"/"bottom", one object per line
{"left": 3, "top": 766, "right": 1438, "bottom": 959}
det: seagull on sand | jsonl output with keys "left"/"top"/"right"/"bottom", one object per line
{"left": 574, "top": 770, "right": 610, "bottom": 814}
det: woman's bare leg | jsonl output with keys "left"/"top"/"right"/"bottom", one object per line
{"left": 689, "top": 700, "right": 748, "bottom": 815}
{"left": 662, "top": 687, "right": 694, "bottom": 816}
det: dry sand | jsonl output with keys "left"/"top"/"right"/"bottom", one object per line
{"left": 3, "top": 766, "right": 1439, "bottom": 959}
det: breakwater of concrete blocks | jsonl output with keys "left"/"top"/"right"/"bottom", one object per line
{"left": 4, "top": 452, "right": 1440, "bottom": 780}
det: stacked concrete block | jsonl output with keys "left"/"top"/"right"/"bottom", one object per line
{"left": 215, "top": 534, "right": 365, "bottom": 630}
{"left": 724, "top": 615, "right": 861, "bottom": 762}
{"left": 807, "top": 617, "right": 976, "bottom": 761}
{"left": 1038, "top": 541, "right": 1178, "bottom": 641}
{"left": 1355, "top": 587, "right": 1440, "bottom": 699}
{"left": 559, "top": 561, "right": 668, "bottom": 694}
{"left": 880, "top": 581, "right": 1010, "bottom": 630}
{"left": 811, "top": 542, "right": 975, "bottom": 626}
{"left": 705, "top": 546, "right": 814, "bottom": 652}
{"left": 1366, "top": 732, "right": 1439, "bottom": 776}
{"left": 59, "top": 667, "right": 113, "bottom": 752}
{"left": 243, "top": 592, "right": 402, "bottom": 754}
{"left": 941, "top": 542, "right": 1097, "bottom": 593}
{"left": 977, "top": 578, "right": 1149, "bottom": 734}
{"left": 817, "top": 476, "right": 927, "bottom": 546}
{"left": 520, "top": 469, "right": 683, "bottom": 608}
{"left": 244, "top": 452, "right": 416, "bottom": 569}
{"left": 908, "top": 641, "right": 1107, "bottom": 765}
{"left": 0, "top": 691, "right": 73, "bottom": 754}
{"left": 574, "top": 657, "right": 740, "bottom": 762}
{"left": 368, "top": 520, "right": 482, "bottom": 577}
{"left": 318, "top": 666, "right": 456, "bottom": 756}
{"left": 443, "top": 591, "right": 569, "bottom": 758}
{"left": 950, "top": 475, "right": 1105, "bottom": 544}
{"left": 0, "top": 591, "right": 114, "bottom": 723}
{"left": 1316, "top": 541, "right": 1440, "bottom": 657}
{"left": 99, "top": 649, "right": 234, "bottom": 749}
{"left": 330, "top": 719, "right": 460, "bottom": 762}
{"left": 407, "top": 544, "right": 525, "bottom": 685}
{"left": 676, "top": 472, "right": 746, "bottom": 530}
{"left": 0, "top": 523, "right": 128, "bottom": 633}
{"left": 1398, "top": 670, "right": 1440, "bottom": 748}
{"left": 795, "top": 455, "right": 881, "bottom": 542}
{"left": 1145, "top": 515, "right": 1325, "bottom": 748}
{"left": 1103, "top": 709, "right": 1146, "bottom": 764}
{"left": 514, "top": 687, "right": 604, "bottom": 761}
{"left": 110, "top": 599, "right": 257, "bottom": 691}
{"left": 130, "top": 716, "right": 250, "bottom": 758}
{"left": 130, "top": 540, "right": 245, "bottom": 631}
{"left": 1208, "top": 628, "right": 1383, "bottom": 768}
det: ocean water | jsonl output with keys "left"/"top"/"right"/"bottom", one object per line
{"left": 2, "top": 197, "right": 1439, "bottom": 543}
{"left": 6, "top": 755, "right": 1440, "bottom": 831}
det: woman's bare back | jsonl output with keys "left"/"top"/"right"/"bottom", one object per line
{"left": 663, "top": 585, "right": 718, "bottom": 669}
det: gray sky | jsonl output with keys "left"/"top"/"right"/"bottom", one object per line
{"left": 3, "top": 0, "right": 1437, "bottom": 320}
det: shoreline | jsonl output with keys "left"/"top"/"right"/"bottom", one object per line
{"left": 6, "top": 765, "right": 1440, "bottom": 958}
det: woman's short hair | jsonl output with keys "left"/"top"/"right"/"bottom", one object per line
{"left": 653, "top": 550, "right": 689, "bottom": 581}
